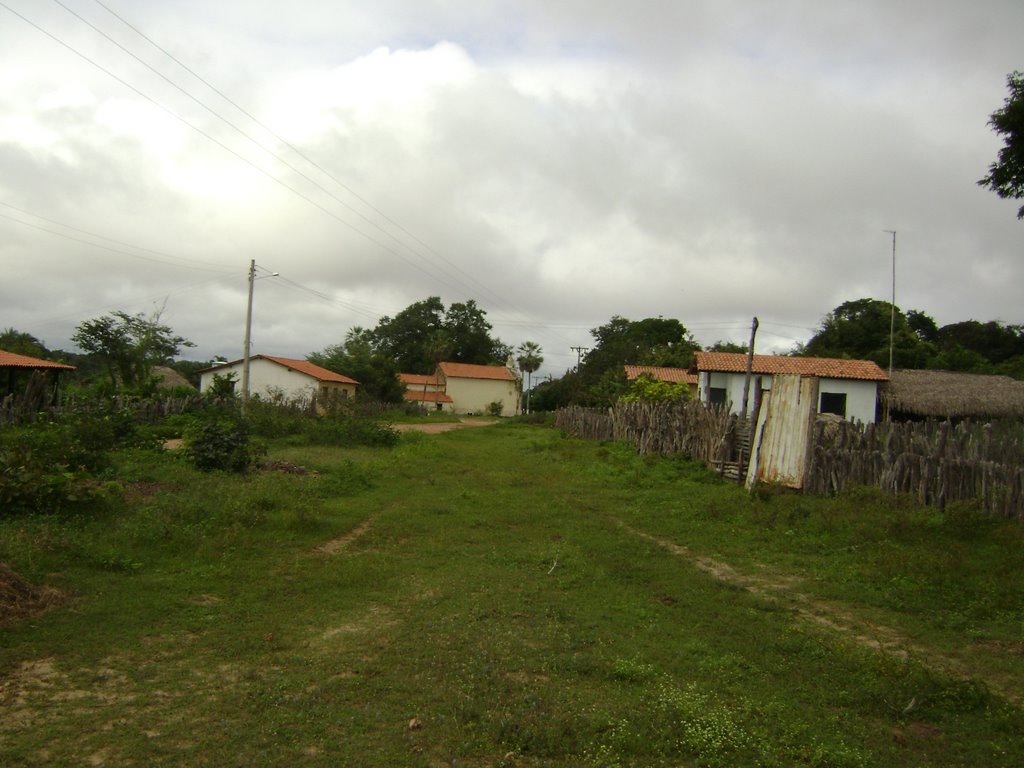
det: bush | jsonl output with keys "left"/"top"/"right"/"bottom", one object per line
{"left": 0, "top": 426, "right": 107, "bottom": 515}
{"left": 182, "top": 418, "right": 264, "bottom": 472}
{"left": 303, "top": 415, "right": 400, "bottom": 448}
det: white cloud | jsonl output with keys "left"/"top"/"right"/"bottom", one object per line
{"left": 0, "top": 0, "right": 1021, "bottom": 378}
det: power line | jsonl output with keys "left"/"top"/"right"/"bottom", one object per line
{"left": 0, "top": 209, "right": 232, "bottom": 273}
{"left": 84, "top": 0, "right": 514, "bottom": 314}
{"left": 1, "top": 1, "right": 469, "bottom": 294}
{"left": 0, "top": 201, "right": 231, "bottom": 273}
{"left": 46, "top": 0, "right": 518, "bottom": 314}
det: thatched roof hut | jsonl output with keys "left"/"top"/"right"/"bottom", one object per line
{"left": 881, "top": 369, "right": 1024, "bottom": 420}
{"left": 152, "top": 366, "right": 195, "bottom": 390}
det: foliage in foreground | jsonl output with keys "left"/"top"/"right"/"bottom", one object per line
{"left": 0, "top": 426, "right": 1021, "bottom": 767}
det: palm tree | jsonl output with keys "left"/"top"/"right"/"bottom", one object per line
{"left": 516, "top": 341, "right": 543, "bottom": 414}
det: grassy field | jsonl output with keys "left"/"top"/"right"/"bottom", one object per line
{"left": 1, "top": 421, "right": 1022, "bottom": 766}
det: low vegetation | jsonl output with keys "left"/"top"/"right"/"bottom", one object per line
{"left": 1, "top": 421, "right": 1022, "bottom": 766}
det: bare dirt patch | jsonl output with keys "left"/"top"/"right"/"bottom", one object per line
{"left": 393, "top": 418, "right": 498, "bottom": 434}
{"left": 316, "top": 515, "right": 376, "bottom": 555}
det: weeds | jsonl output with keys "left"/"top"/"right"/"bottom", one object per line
{"left": 1, "top": 425, "right": 1022, "bottom": 766}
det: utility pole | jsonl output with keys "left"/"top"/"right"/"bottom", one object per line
{"left": 884, "top": 230, "right": 897, "bottom": 379}
{"left": 241, "top": 260, "right": 278, "bottom": 411}
{"left": 570, "top": 346, "right": 589, "bottom": 369}
{"left": 241, "top": 259, "right": 255, "bottom": 410}
{"left": 740, "top": 316, "right": 759, "bottom": 417}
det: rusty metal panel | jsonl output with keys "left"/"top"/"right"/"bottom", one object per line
{"left": 746, "top": 374, "right": 817, "bottom": 489}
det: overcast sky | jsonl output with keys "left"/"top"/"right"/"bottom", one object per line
{"left": 1, "top": 0, "right": 1021, "bottom": 378}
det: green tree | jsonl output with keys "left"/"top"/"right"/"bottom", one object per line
{"left": 0, "top": 328, "right": 47, "bottom": 358}
{"left": 370, "top": 297, "right": 509, "bottom": 373}
{"left": 373, "top": 297, "right": 447, "bottom": 374}
{"left": 620, "top": 374, "right": 691, "bottom": 403}
{"left": 309, "top": 327, "right": 405, "bottom": 403}
{"left": 568, "top": 315, "right": 698, "bottom": 406}
{"left": 706, "top": 340, "right": 748, "bottom": 353}
{"left": 71, "top": 310, "right": 194, "bottom": 391}
{"left": 445, "top": 299, "right": 509, "bottom": 365}
{"left": 936, "top": 320, "right": 1024, "bottom": 366}
{"left": 978, "top": 71, "right": 1024, "bottom": 219}
{"left": 516, "top": 341, "right": 543, "bottom": 413}
{"left": 799, "top": 298, "right": 936, "bottom": 369}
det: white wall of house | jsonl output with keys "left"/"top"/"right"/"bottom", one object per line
{"left": 698, "top": 372, "right": 878, "bottom": 423}
{"left": 200, "top": 359, "right": 317, "bottom": 401}
{"left": 818, "top": 378, "right": 878, "bottom": 424}
{"left": 444, "top": 376, "right": 519, "bottom": 415}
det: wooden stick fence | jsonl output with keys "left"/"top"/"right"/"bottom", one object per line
{"left": 555, "top": 401, "right": 738, "bottom": 470}
{"left": 557, "top": 402, "right": 1024, "bottom": 520}
{"left": 806, "top": 419, "right": 1024, "bottom": 519}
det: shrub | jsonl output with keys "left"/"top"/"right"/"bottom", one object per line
{"left": 302, "top": 414, "right": 400, "bottom": 448}
{"left": 488, "top": 400, "right": 504, "bottom": 417}
{"left": 182, "top": 417, "right": 264, "bottom": 472}
{"left": 0, "top": 426, "right": 107, "bottom": 515}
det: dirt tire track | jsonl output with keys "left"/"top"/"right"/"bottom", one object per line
{"left": 315, "top": 516, "right": 376, "bottom": 555}
{"left": 619, "top": 520, "right": 1019, "bottom": 704}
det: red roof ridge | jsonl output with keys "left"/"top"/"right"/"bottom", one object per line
{"left": 260, "top": 355, "right": 359, "bottom": 385}
{"left": 0, "top": 350, "right": 75, "bottom": 370}
{"left": 693, "top": 351, "right": 888, "bottom": 381}
{"left": 624, "top": 365, "right": 697, "bottom": 384}
{"left": 437, "top": 361, "right": 517, "bottom": 381}
{"left": 200, "top": 355, "right": 358, "bottom": 385}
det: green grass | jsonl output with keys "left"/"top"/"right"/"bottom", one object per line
{"left": 1, "top": 423, "right": 1022, "bottom": 766}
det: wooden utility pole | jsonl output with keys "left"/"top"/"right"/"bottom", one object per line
{"left": 740, "top": 316, "right": 759, "bottom": 417}
{"left": 570, "top": 346, "right": 589, "bottom": 369}
{"left": 241, "top": 259, "right": 255, "bottom": 410}
{"left": 884, "top": 230, "right": 897, "bottom": 379}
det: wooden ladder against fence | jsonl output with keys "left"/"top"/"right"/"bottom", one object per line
{"left": 709, "top": 415, "right": 751, "bottom": 482}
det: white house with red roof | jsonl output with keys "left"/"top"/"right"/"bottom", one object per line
{"left": 198, "top": 355, "right": 358, "bottom": 403}
{"left": 398, "top": 372, "right": 454, "bottom": 412}
{"left": 399, "top": 361, "right": 520, "bottom": 416}
{"left": 692, "top": 351, "right": 888, "bottom": 423}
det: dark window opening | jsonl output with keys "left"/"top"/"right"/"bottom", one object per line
{"left": 819, "top": 392, "right": 847, "bottom": 418}
{"left": 708, "top": 387, "right": 727, "bottom": 407}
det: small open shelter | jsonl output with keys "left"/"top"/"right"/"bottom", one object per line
{"left": 0, "top": 350, "right": 76, "bottom": 404}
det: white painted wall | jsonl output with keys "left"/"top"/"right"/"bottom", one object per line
{"left": 200, "top": 359, "right": 316, "bottom": 401}
{"left": 444, "top": 376, "right": 520, "bottom": 415}
{"left": 698, "top": 371, "right": 878, "bottom": 423}
{"left": 819, "top": 378, "right": 878, "bottom": 424}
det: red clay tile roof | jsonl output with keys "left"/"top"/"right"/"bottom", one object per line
{"left": 438, "top": 361, "right": 517, "bottom": 381}
{"left": 693, "top": 351, "right": 888, "bottom": 381}
{"left": 624, "top": 365, "right": 697, "bottom": 385}
{"left": 201, "top": 355, "right": 358, "bottom": 385}
{"left": 0, "top": 350, "right": 75, "bottom": 370}
{"left": 260, "top": 355, "right": 359, "bottom": 385}
{"left": 399, "top": 373, "right": 442, "bottom": 387}
{"left": 403, "top": 390, "right": 453, "bottom": 404}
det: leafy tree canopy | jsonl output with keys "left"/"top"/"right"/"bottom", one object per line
{"left": 799, "top": 298, "right": 1024, "bottom": 378}
{"left": 536, "top": 315, "right": 698, "bottom": 409}
{"left": 309, "top": 327, "right": 405, "bottom": 404}
{"left": 367, "top": 297, "right": 509, "bottom": 374}
{"left": 71, "top": 310, "right": 194, "bottom": 392}
{"left": 979, "top": 71, "right": 1024, "bottom": 219}
{"left": 798, "top": 298, "right": 933, "bottom": 368}
{"left": 620, "top": 374, "right": 691, "bottom": 403}
{"left": 0, "top": 328, "right": 48, "bottom": 358}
